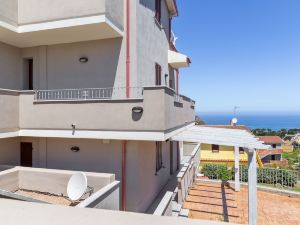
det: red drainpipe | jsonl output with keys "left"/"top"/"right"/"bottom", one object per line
{"left": 121, "top": 140, "right": 127, "bottom": 211}
{"left": 126, "top": 0, "right": 131, "bottom": 98}
{"left": 176, "top": 69, "right": 179, "bottom": 94}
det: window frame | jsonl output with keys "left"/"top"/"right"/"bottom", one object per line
{"left": 155, "top": 63, "right": 162, "bottom": 86}
{"left": 155, "top": 0, "right": 162, "bottom": 24}
{"left": 239, "top": 147, "right": 245, "bottom": 154}
{"left": 212, "top": 144, "right": 219, "bottom": 153}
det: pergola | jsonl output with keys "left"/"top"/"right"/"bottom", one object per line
{"left": 171, "top": 125, "right": 269, "bottom": 225}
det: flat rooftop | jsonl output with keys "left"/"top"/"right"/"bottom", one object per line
{"left": 0, "top": 167, "right": 118, "bottom": 209}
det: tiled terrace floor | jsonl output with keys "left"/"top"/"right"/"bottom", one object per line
{"left": 183, "top": 181, "right": 300, "bottom": 225}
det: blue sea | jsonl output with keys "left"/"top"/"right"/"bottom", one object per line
{"left": 198, "top": 112, "right": 300, "bottom": 130}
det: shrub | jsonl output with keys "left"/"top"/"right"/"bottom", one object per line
{"left": 202, "top": 164, "right": 298, "bottom": 187}
{"left": 201, "top": 164, "right": 232, "bottom": 181}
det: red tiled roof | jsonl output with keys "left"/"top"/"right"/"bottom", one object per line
{"left": 257, "top": 136, "right": 284, "bottom": 144}
{"left": 257, "top": 149, "right": 283, "bottom": 159}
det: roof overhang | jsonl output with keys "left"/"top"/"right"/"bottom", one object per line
{"left": 0, "top": 15, "right": 123, "bottom": 48}
{"left": 172, "top": 125, "right": 270, "bottom": 149}
{"left": 168, "top": 50, "right": 191, "bottom": 69}
{"left": 0, "top": 123, "right": 195, "bottom": 142}
{"left": 165, "top": 0, "right": 179, "bottom": 17}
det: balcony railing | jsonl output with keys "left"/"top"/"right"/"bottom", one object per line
{"left": 34, "top": 87, "right": 143, "bottom": 101}
{"left": 174, "top": 93, "right": 183, "bottom": 103}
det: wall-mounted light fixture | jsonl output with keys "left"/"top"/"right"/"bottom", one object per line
{"left": 79, "top": 57, "right": 88, "bottom": 63}
{"left": 132, "top": 106, "right": 143, "bottom": 114}
{"left": 70, "top": 146, "right": 80, "bottom": 152}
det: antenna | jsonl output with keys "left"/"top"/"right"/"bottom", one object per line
{"left": 233, "top": 106, "right": 240, "bottom": 117}
{"left": 171, "top": 31, "right": 178, "bottom": 46}
{"left": 67, "top": 172, "right": 93, "bottom": 201}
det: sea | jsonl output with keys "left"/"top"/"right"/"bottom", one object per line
{"left": 198, "top": 112, "right": 300, "bottom": 131}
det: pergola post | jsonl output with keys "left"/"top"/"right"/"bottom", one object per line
{"left": 234, "top": 146, "right": 240, "bottom": 192}
{"left": 247, "top": 149, "right": 257, "bottom": 225}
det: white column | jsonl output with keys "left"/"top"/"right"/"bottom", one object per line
{"left": 179, "top": 141, "right": 184, "bottom": 165}
{"left": 234, "top": 146, "right": 240, "bottom": 192}
{"left": 248, "top": 149, "right": 257, "bottom": 225}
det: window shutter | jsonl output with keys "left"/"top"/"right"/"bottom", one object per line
{"left": 155, "top": 0, "right": 161, "bottom": 23}
{"left": 155, "top": 63, "right": 162, "bottom": 86}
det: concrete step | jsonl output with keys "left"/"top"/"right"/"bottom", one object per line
{"left": 172, "top": 201, "right": 182, "bottom": 213}
{"left": 179, "top": 208, "right": 189, "bottom": 218}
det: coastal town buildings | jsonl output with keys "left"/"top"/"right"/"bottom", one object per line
{"left": 256, "top": 136, "right": 284, "bottom": 165}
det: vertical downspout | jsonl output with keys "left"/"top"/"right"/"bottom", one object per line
{"left": 176, "top": 69, "right": 179, "bottom": 94}
{"left": 126, "top": 0, "right": 131, "bottom": 98}
{"left": 121, "top": 141, "right": 127, "bottom": 211}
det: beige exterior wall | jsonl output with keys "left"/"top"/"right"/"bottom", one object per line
{"left": 0, "top": 138, "right": 20, "bottom": 166}
{"left": 18, "top": 0, "right": 106, "bottom": 25}
{"left": 0, "top": 42, "right": 21, "bottom": 89}
{"left": 0, "top": 137, "right": 179, "bottom": 213}
{"left": 137, "top": 0, "right": 173, "bottom": 87}
{"left": 17, "top": 88, "right": 194, "bottom": 131}
{"left": 0, "top": 0, "right": 18, "bottom": 25}
{"left": 20, "top": 38, "right": 125, "bottom": 90}
{"left": 0, "top": 0, "right": 124, "bottom": 30}
{"left": 0, "top": 38, "right": 126, "bottom": 90}
{"left": 0, "top": 90, "right": 19, "bottom": 131}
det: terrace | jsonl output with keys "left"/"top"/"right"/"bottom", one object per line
{"left": 0, "top": 86, "right": 195, "bottom": 140}
{"left": 0, "top": 167, "right": 120, "bottom": 210}
{"left": 184, "top": 181, "right": 300, "bottom": 225}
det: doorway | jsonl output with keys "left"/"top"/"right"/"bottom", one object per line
{"left": 23, "top": 58, "right": 33, "bottom": 90}
{"left": 20, "top": 142, "right": 33, "bottom": 167}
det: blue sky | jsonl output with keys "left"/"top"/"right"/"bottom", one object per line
{"left": 173, "top": 0, "right": 300, "bottom": 114}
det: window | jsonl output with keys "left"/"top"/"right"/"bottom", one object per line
{"left": 155, "top": 63, "right": 162, "bottom": 86}
{"left": 212, "top": 144, "right": 219, "bottom": 153}
{"left": 169, "top": 78, "right": 173, "bottom": 89}
{"left": 156, "top": 142, "right": 163, "bottom": 173}
{"left": 239, "top": 147, "right": 245, "bottom": 154}
{"left": 155, "top": 0, "right": 162, "bottom": 24}
{"left": 272, "top": 144, "right": 277, "bottom": 149}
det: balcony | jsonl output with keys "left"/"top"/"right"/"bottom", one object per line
{"left": 0, "top": 87, "right": 195, "bottom": 139}
{"left": 0, "top": 0, "right": 123, "bottom": 47}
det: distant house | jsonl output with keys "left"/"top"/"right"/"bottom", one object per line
{"left": 200, "top": 125, "right": 250, "bottom": 166}
{"left": 257, "top": 136, "right": 284, "bottom": 164}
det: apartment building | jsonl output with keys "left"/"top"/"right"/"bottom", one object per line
{"left": 0, "top": 0, "right": 194, "bottom": 213}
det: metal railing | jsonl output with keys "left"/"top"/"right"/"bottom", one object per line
{"left": 240, "top": 166, "right": 298, "bottom": 188}
{"left": 174, "top": 93, "right": 183, "bottom": 103}
{"left": 201, "top": 164, "right": 298, "bottom": 189}
{"left": 34, "top": 87, "right": 143, "bottom": 101}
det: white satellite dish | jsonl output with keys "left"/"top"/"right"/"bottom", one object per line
{"left": 231, "top": 118, "right": 238, "bottom": 125}
{"left": 67, "top": 172, "right": 91, "bottom": 201}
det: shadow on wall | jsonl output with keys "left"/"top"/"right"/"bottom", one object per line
{"left": 46, "top": 38, "right": 123, "bottom": 89}
{"left": 139, "top": 0, "right": 169, "bottom": 40}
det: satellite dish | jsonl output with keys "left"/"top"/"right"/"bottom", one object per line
{"left": 231, "top": 118, "right": 238, "bottom": 124}
{"left": 67, "top": 172, "right": 88, "bottom": 201}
